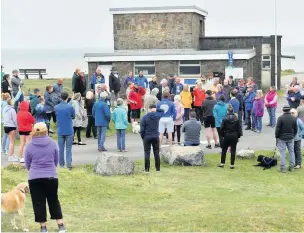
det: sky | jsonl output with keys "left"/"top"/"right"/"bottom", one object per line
{"left": 1, "top": 0, "right": 304, "bottom": 50}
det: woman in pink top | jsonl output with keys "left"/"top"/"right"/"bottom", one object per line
{"left": 173, "top": 95, "right": 184, "bottom": 145}
{"left": 265, "top": 86, "right": 278, "bottom": 127}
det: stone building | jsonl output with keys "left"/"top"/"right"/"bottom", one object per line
{"left": 84, "top": 6, "right": 291, "bottom": 90}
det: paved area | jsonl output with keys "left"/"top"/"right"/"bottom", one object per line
{"left": 2, "top": 73, "right": 304, "bottom": 167}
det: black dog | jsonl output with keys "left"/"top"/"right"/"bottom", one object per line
{"left": 254, "top": 155, "right": 277, "bottom": 170}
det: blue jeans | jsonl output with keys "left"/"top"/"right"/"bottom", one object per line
{"left": 58, "top": 135, "right": 73, "bottom": 168}
{"left": 1, "top": 133, "right": 9, "bottom": 152}
{"left": 256, "top": 116, "right": 263, "bottom": 132}
{"left": 237, "top": 110, "right": 243, "bottom": 122}
{"left": 277, "top": 139, "right": 295, "bottom": 169}
{"left": 183, "top": 108, "right": 190, "bottom": 122}
{"left": 97, "top": 126, "right": 107, "bottom": 149}
{"left": 116, "top": 129, "right": 126, "bottom": 150}
{"left": 245, "top": 110, "right": 251, "bottom": 127}
{"left": 267, "top": 107, "right": 276, "bottom": 126}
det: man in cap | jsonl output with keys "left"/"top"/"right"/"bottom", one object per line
{"left": 275, "top": 104, "right": 297, "bottom": 173}
{"left": 53, "top": 79, "right": 64, "bottom": 105}
{"left": 109, "top": 67, "right": 121, "bottom": 101}
{"left": 29, "top": 88, "right": 41, "bottom": 116}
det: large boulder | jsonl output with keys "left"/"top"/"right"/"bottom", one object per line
{"left": 161, "top": 146, "right": 204, "bottom": 166}
{"left": 237, "top": 149, "right": 255, "bottom": 159}
{"left": 94, "top": 153, "right": 135, "bottom": 176}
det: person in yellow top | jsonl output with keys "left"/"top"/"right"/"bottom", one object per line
{"left": 210, "top": 78, "right": 219, "bottom": 100}
{"left": 180, "top": 84, "right": 193, "bottom": 122}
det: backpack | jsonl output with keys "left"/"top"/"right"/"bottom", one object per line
{"left": 254, "top": 155, "right": 277, "bottom": 170}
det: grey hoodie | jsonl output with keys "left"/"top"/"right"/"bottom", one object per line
{"left": 11, "top": 75, "right": 23, "bottom": 93}
{"left": 3, "top": 105, "right": 17, "bottom": 127}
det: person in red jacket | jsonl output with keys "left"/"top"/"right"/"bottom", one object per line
{"left": 128, "top": 83, "right": 146, "bottom": 122}
{"left": 17, "top": 101, "right": 35, "bottom": 163}
{"left": 193, "top": 81, "right": 206, "bottom": 124}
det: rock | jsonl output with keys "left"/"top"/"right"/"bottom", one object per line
{"left": 237, "top": 149, "right": 255, "bottom": 159}
{"left": 161, "top": 146, "right": 204, "bottom": 166}
{"left": 94, "top": 153, "right": 135, "bottom": 176}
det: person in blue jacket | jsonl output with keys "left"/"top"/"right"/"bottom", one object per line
{"left": 90, "top": 68, "right": 105, "bottom": 92}
{"left": 287, "top": 85, "right": 301, "bottom": 109}
{"left": 171, "top": 76, "right": 184, "bottom": 96}
{"left": 112, "top": 98, "right": 128, "bottom": 152}
{"left": 55, "top": 92, "right": 75, "bottom": 170}
{"left": 156, "top": 91, "right": 177, "bottom": 147}
{"left": 135, "top": 71, "right": 148, "bottom": 89}
{"left": 140, "top": 104, "right": 164, "bottom": 173}
{"left": 243, "top": 86, "right": 256, "bottom": 130}
{"left": 93, "top": 92, "right": 111, "bottom": 152}
{"left": 213, "top": 95, "right": 228, "bottom": 148}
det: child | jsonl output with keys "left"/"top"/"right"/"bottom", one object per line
{"left": 28, "top": 88, "right": 41, "bottom": 116}
{"left": 35, "top": 97, "right": 50, "bottom": 132}
{"left": 255, "top": 90, "right": 265, "bottom": 133}
{"left": 112, "top": 98, "right": 128, "bottom": 152}
{"left": 290, "top": 108, "right": 304, "bottom": 169}
{"left": 180, "top": 84, "right": 192, "bottom": 122}
{"left": 17, "top": 101, "right": 35, "bottom": 163}
{"left": 173, "top": 95, "right": 184, "bottom": 145}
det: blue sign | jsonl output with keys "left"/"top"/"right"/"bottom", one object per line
{"left": 228, "top": 51, "right": 233, "bottom": 66}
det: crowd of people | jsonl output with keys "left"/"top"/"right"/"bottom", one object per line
{"left": 1, "top": 67, "right": 304, "bottom": 232}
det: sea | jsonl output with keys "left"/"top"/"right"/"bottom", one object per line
{"left": 1, "top": 46, "right": 303, "bottom": 79}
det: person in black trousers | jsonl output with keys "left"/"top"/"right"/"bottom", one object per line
{"left": 1, "top": 74, "right": 12, "bottom": 95}
{"left": 218, "top": 105, "right": 243, "bottom": 169}
{"left": 85, "top": 91, "right": 97, "bottom": 138}
{"left": 140, "top": 104, "right": 164, "bottom": 173}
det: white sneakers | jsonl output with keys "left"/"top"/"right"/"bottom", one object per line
{"left": 8, "top": 155, "right": 19, "bottom": 162}
{"left": 19, "top": 158, "right": 25, "bottom": 163}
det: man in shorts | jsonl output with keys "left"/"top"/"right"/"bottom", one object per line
{"left": 157, "top": 91, "right": 176, "bottom": 148}
{"left": 202, "top": 90, "right": 220, "bottom": 149}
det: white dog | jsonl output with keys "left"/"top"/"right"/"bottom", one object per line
{"left": 132, "top": 121, "right": 140, "bottom": 134}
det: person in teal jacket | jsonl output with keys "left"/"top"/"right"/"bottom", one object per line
{"left": 112, "top": 98, "right": 128, "bottom": 152}
{"left": 213, "top": 95, "right": 228, "bottom": 148}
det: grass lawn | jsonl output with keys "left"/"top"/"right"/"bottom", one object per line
{"left": 281, "top": 69, "right": 296, "bottom": 77}
{"left": 1, "top": 152, "right": 304, "bottom": 232}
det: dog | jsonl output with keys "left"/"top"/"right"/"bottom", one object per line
{"left": 132, "top": 121, "right": 140, "bottom": 134}
{"left": 1, "top": 182, "right": 30, "bottom": 232}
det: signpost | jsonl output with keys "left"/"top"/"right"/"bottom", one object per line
{"left": 228, "top": 51, "right": 234, "bottom": 66}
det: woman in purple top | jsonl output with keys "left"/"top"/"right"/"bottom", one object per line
{"left": 25, "top": 122, "right": 66, "bottom": 233}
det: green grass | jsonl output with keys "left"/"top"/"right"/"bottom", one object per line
{"left": 281, "top": 69, "right": 296, "bottom": 77}
{"left": 23, "top": 79, "right": 73, "bottom": 96}
{"left": 1, "top": 153, "right": 304, "bottom": 232}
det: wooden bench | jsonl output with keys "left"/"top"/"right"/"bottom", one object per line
{"left": 19, "top": 69, "right": 47, "bottom": 79}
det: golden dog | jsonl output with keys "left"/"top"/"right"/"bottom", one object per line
{"left": 1, "top": 182, "right": 30, "bottom": 232}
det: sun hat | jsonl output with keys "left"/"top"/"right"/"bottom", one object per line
{"left": 282, "top": 104, "right": 291, "bottom": 112}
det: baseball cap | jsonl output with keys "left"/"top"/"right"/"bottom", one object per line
{"left": 33, "top": 122, "right": 48, "bottom": 132}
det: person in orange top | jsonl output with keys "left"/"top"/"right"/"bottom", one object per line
{"left": 16, "top": 101, "right": 35, "bottom": 163}
{"left": 193, "top": 81, "right": 206, "bottom": 124}
{"left": 180, "top": 84, "right": 192, "bottom": 122}
{"left": 210, "top": 78, "right": 219, "bottom": 100}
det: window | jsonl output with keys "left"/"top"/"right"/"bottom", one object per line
{"left": 179, "top": 60, "right": 201, "bottom": 75}
{"left": 134, "top": 61, "right": 155, "bottom": 76}
{"left": 262, "top": 55, "right": 271, "bottom": 70}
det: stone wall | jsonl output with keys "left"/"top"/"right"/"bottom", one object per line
{"left": 201, "top": 60, "right": 248, "bottom": 78}
{"left": 200, "top": 36, "right": 263, "bottom": 87}
{"left": 113, "top": 13, "right": 204, "bottom": 50}
{"left": 155, "top": 61, "right": 178, "bottom": 80}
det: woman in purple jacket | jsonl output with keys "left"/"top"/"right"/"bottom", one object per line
{"left": 255, "top": 90, "right": 265, "bottom": 133}
{"left": 25, "top": 122, "right": 66, "bottom": 233}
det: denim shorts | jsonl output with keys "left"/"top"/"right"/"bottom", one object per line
{"left": 159, "top": 117, "right": 174, "bottom": 134}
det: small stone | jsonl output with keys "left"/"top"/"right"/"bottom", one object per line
{"left": 94, "top": 152, "right": 134, "bottom": 176}
{"left": 161, "top": 146, "right": 204, "bottom": 166}
{"left": 237, "top": 149, "right": 255, "bottom": 159}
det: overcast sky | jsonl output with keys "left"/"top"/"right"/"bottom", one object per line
{"left": 1, "top": 0, "right": 304, "bottom": 49}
